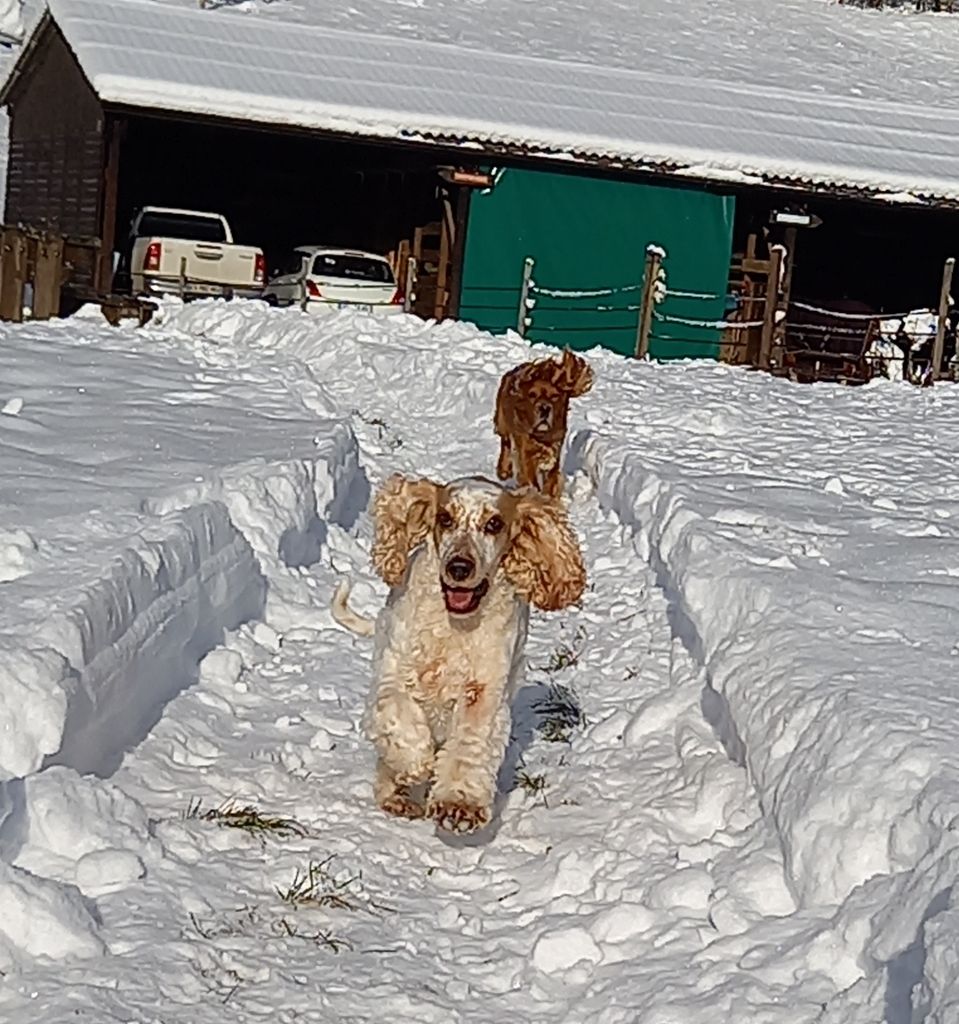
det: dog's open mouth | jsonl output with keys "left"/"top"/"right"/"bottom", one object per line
{"left": 442, "top": 579, "right": 489, "bottom": 615}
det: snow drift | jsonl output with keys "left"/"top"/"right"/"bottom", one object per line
{"left": 567, "top": 376, "right": 959, "bottom": 1019}
{"left": 0, "top": 308, "right": 363, "bottom": 786}
{"left": 3, "top": 298, "right": 959, "bottom": 1020}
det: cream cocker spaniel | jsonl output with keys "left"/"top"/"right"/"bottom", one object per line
{"left": 333, "top": 473, "right": 586, "bottom": 834}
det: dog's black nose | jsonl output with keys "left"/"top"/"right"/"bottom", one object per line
{"left": 538, "top": 404, "right": 551, "bottom": 419}
{"left": 446, "top": 557, "right": 474, "bottom": 582}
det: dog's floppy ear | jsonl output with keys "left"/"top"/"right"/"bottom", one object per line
{"left": 506, "top": 366, "right": 526, "bottom": 397}
{"left": 371, "top": 473, "right": 440, "bottom": 587}
{"left": 502, "top": 489, "right": 586, "bottom": 611}
{"left": 558, "top": 348, "right": 594, "bottom": 398}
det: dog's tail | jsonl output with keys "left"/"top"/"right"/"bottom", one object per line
{"left": 330, "top": 577, "right": 376, "bottom": 637}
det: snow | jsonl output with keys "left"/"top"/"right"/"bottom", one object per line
{"left": 0, "top": 0, "right": 22, "bottom": 43}
{"left": 2, "top": 298, "right": 959, "bottom": 1020}
{"left": 5, "top": 0, "right": 954, "bottom": 201}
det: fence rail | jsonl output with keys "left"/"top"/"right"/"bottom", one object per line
{"left": 487, "top": 245, "right": 958, "bottom": 386}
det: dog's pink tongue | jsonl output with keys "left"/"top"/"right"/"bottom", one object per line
{"left": 445, "top": 588, "right": 474, "bottom": 613}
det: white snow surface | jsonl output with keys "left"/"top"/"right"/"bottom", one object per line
{"left": 2, "top": 299, "right": 959, "bottom": 1020}
{"left": 11, "top": 0, "right": 959, "bottom": 200}
{"left": 0, "top": 0, "right": 22, "bottom": 42}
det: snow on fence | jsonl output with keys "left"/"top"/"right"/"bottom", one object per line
{"left": 500, "top": 247, "right": 959, "bottom": 385}
{"left": 502, "top": 246, "right": 752, "bottom": 359}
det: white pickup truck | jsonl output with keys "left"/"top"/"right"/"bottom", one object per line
{"left": 117, "top": 207, "right": 265, "bottom": 300}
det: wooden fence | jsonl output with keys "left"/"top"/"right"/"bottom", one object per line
{"left": 0, "top": 225, "right": 155, "bottom": 326}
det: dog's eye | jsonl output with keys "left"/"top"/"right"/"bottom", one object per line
{"left": 437, "top": 509, "right": 454, "bottom": 529}
{"left": 484, "top": 515, "right": 505, "bottom": 536}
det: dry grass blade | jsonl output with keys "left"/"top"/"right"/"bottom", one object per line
{"left": 272, "top": 916, "right": 353, "bottom": 953}
{"left": 515, "top": 769, "right": 549, "bottom": 807}
{"left": 185, "top": 797, "right": 308, "bottom": 840}
{"left": 534, "top": 625, "right": 588, "bottom": 673}
{"left": 276, "top": 856, "right": 361, "bottom": 911}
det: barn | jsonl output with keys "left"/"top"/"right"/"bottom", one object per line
{"left": 3, "top": 0, "right": 959, "bottom": 367}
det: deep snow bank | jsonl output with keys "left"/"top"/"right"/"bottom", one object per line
{"left": 0, "top": 310, "right": 363, "bottom": 781}
{"left": 567, "top": 366, "right": 959, "bottom": 1019}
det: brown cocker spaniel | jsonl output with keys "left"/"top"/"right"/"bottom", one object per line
{"left": 494, "top": 348, "right": 594, "bottom": 498}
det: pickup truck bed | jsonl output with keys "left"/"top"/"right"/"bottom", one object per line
{"left": 118, "top": 207, "right": 265, "bottom": 300}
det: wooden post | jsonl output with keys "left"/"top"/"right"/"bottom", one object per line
{"left": 404, "top": 256, "right": 417, "bottom": 314}
{"left": 781, "top": 226, "right": 797, "bottom": 309}
{"left": 0, "top": 227, "right": 27, "bottom": 322}
{"left": 433, "top": 197, "right": 454, "bottom": 321}
{"left": 446, "top": 187, "right": 471, "bottom": 321}
{"left": 758, "top": 245, "right": 784, "bottom": 370}
{"left": 931, "top": 257, "right": 955, "bottom": 381}
{"left": 178, "top": 256, "right": 187, "bottom": 298}
{"left": 635, "top": 245, "right": 662, "bottom": 360}
{"left": 97, "top": 117, "right": 124, "bottom": 295}
{"left": 33, "top": 233, "right": 65, "bottom": 320}
{"left": 516, "top": 256, "right": 534, "bottom": 337}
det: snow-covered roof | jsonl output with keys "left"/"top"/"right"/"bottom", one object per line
{"left": 14, "top": 0, "right": 959, "bottom": 203}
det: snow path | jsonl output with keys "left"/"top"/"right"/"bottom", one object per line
{"left": 6, "top": 301, "right": 959, "bottom": 1020}
{"left": 0, "top": 305, "right": 800, "bottom": 1022}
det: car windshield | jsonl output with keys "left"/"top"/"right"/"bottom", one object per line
{"left": 311, "top": 253, "right": 393, "bottom": 284}
{"left": 135, "top": 213, "right": 227, "bottom": 244}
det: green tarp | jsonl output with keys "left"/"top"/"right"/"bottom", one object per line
{"left": 458, "top": 167, "right": 735, "bottom": 360}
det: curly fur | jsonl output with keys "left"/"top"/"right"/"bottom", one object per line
{"left": 501, "top": 489, "right": 586, "bottom": 611}
{"left": 370, "top": 474, "right": 438, "bottom": 587}
{"left": 333, "top": 473, "right": 586, "bottom": 834}
{"left": 494, "top": 348, "right": 594, "bottom": 499}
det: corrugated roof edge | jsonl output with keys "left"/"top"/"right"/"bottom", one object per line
{"left": 3, "top": 2, "right": 958, "bottom": 209}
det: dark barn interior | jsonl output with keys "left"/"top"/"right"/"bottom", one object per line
{"left": 732, "top": 187, "right": 959, "bottom": 314}
{"left": 114, "top": 116, "right": 451, "bottom": 277}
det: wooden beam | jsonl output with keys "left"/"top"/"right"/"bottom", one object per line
{"left": 781, "top": 225, "right": 798, "bottom": 309}
{"left": 33, "top": 232, "right": 65, "bottom": 319}
{"left": 433, "top": 196, "right": 454, "bottom": 321}
{"left": 96, "top": 116, "right": 124, "bottom": 294}
{"left": 758, "top": 245, "right": 784, "bottom": 370}
{"left": 0, "top": 227, "right": 26, "bottom": 322}
{"left": 446, "top": 186, "right": 470, "bottom": 321}
{"left": 931, "top": 257, "right": 955, "bottom": 381}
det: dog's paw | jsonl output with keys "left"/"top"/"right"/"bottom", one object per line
{"left": 427, "top": 799, "right": 491, "bottom": 834}
{"left": 380, "top": 793, "right": 425, "bottom": 820}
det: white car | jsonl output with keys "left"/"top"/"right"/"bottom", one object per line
{"left": 264, "top": 246, "right": 404, "bottom": 314}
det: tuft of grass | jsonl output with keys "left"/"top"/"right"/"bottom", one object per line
{"left": 515, "top": 769, "right": 549, "bottom": 807}
{"left": 277, "top": 857, "right": 358, "bottom": 911}
{"left": 533, "top": 683, "right": 587, "bottom": 743}
{"left": 535, "top": 625, "right": 588, "bottom": 674}
{"left": 184, "top": 797, "right": 308, "bottom": 841}
{"left": 277, "top": 856, "right": 394, "bottom": 917}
